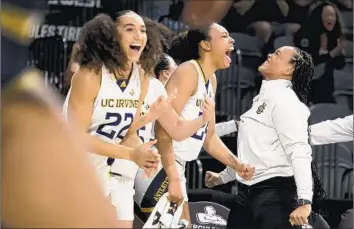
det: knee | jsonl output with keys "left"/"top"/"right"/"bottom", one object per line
{"left": 249, "top": 21, "right": 273, "bottom": 43}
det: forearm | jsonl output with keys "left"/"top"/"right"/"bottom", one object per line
{"left": 215, "top": 120, "right": 237, "bottom": 137}
{"left": 219, "top": 166, "right": 237, "bottom": 184}
{"left": 310, "top": 116, "right": 353, "bottom": 145}
{"left": 289, "top": 144, "right": 313, "bottom": 201}
{"left": 158, "top": 111, "right": 206, "bottom": 141}
{"left": 204, "top": 134, "right": 241, "bottom": 171}
{"left": 133, "top": 113, "right": 156, "bottom": 131}
{"left": 85, "top": 134, "right": 132, "bottom": 160}
{"left": 156, "top": 125, "right": 181, "bottom": 181}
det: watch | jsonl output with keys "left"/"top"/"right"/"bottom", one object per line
{"left": 297, "top": 199, "right": 312, "bottom": 206}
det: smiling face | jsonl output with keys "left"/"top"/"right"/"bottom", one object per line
{"left": 202, "top": 23, "right": 234, "bottom": 69}
{"left": 322, "top": 5, "right": 337, "bottom": 31}
{"left": 258, "top": 46, "right": 298, "bottom": 80}
{"left": 116, "top": 12, "right": 147, "bottom": 63}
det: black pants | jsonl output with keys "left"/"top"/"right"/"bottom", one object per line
{"left": 188, "top": 177, "right": 330, "bottom": 229}
{"left": 239, "top": 176, "right": 298, "bottom": 229}
{"left": 189, "top": 176, "right": 297, "bottom": 229}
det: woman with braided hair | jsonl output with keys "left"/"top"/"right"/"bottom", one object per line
{"left": 205, "top": 46, "right": 324, "bottom": 229}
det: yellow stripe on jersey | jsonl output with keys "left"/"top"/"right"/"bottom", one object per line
{"left": 1, "top": 3, "right": 43, "bottom": 44}
{"left": 193, "top": 59, "right": 207, "bottom": 84}
{"left": 141, "top": 207, "right": 154, "bottom": 213}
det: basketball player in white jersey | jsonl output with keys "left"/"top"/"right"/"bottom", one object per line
{"left": 133, "top": 25, "right": 256, "bottom": 225}
{"left": 134, "top": 54, "right": 177, "bottom": 218}
{"left": 64, "top": 12, "right": 215, "bottom": 227}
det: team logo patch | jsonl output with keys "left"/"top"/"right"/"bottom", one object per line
{"left": 256, "top": 102, "right": 267, "bottom": 114}
{"left": 117, "top": 79, "right": 129, "bottom": 92}
{"left": 129, "top": 89, "right": 135, "bottom": 96}
{"left": 196, "top": 206, "right": 227, "bottom": 226}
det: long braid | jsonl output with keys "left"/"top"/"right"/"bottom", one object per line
{"left": 290, "top": 48, "right": 313, "bottom": 104}
{"left": 291, "top": 48, "right": 326, "bottom": 213}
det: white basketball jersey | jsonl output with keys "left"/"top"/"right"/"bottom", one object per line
{"left": 138, "top": 77, "right": 167, "bottom": 143}
{"left": 173, "top": 60, "right": 214, "bottom": 161}
{"left": 63, "top": 63, "right": 141, "bottom": 178}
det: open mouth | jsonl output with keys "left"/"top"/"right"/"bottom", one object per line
{"left": 225, "top": 47, "right": 234, "bottom": 56}
{"left": 129, "top": 44, "right": 141, "bottom": 52}
{"left": 325, "top": 21, "right": 334, "bottom": 27}
{"left": 224, "top": 47, "right": 234, "bottom": 64}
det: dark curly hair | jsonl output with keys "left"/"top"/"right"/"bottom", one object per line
{"left": 291, "top": 48, "right": 326, "bottom": 212}
{"left": 76, "top": 11, "right": 163, "bottom": 75}
{"left": 142, "top": 16, "right": 175, "bottom": 53}
{"left": 168, "top": 27, "right": 211, "bottom": 64}
{"left": 75, "top": 14, "right": 123, "bottom": 73}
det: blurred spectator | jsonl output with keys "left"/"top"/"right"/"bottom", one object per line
{"left": 294, "top": 1, "right": 346, "bottom": 103}
{"left": 158, "top": 0, "right": 189, "bottom": 32}
{"left": 283, "top": 0, "right": 317, "bottom": 35}
{"left": 221, "top": 0, "right": 289, "bottom": 44}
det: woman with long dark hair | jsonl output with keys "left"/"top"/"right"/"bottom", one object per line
{"left": 206, "top": 46, "right": 324, "bottom": 229}
{"left": 63, "top": 12, "right": 216, "bottom": 227}
{"left": 134, "top": 24, "right": 256, "bottom": 226}
{"left": 294, "top": 1, "right": 346, "bottom": 103}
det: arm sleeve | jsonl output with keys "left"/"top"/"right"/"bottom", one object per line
{"left": 310, "top": 115, "right": 353, "bottom": 145}
{"left": 272, "top": 95, "right": 313, "bottom": 201}
{"left": 219, "top": 166, "right": 237, "bottom": 184}
{"left": 215, "top": 120, "right": 238, "bottom": 137}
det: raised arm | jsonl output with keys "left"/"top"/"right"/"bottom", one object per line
{"left": 215, "top": 120, "right": 238, "bottom": 137}
{"left": 309, "top": 115, "right": 353, "bottom": 145}
{"left": 203, "top": 75, "right": 255, "bottom": 180}
{"left": 155, "top": 62, "right": 199, "bottom": 203}
{"left": 136, "top": 77, "right": 213, "bottom": 142}
{"left": 155, "top": 97, "right": 213, "bottom": 142}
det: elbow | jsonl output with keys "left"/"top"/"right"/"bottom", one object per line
{"left": 164, "top": 130, "right": 186, "bottom": 142}
{"left": 286, "top": 142, "right": 312, "bottom": 161}
{"left": 174, "top": 136, "right": 186, "bottom": 142}
{"left": 173, "top": 133, "right": 189, "bottom": 142}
